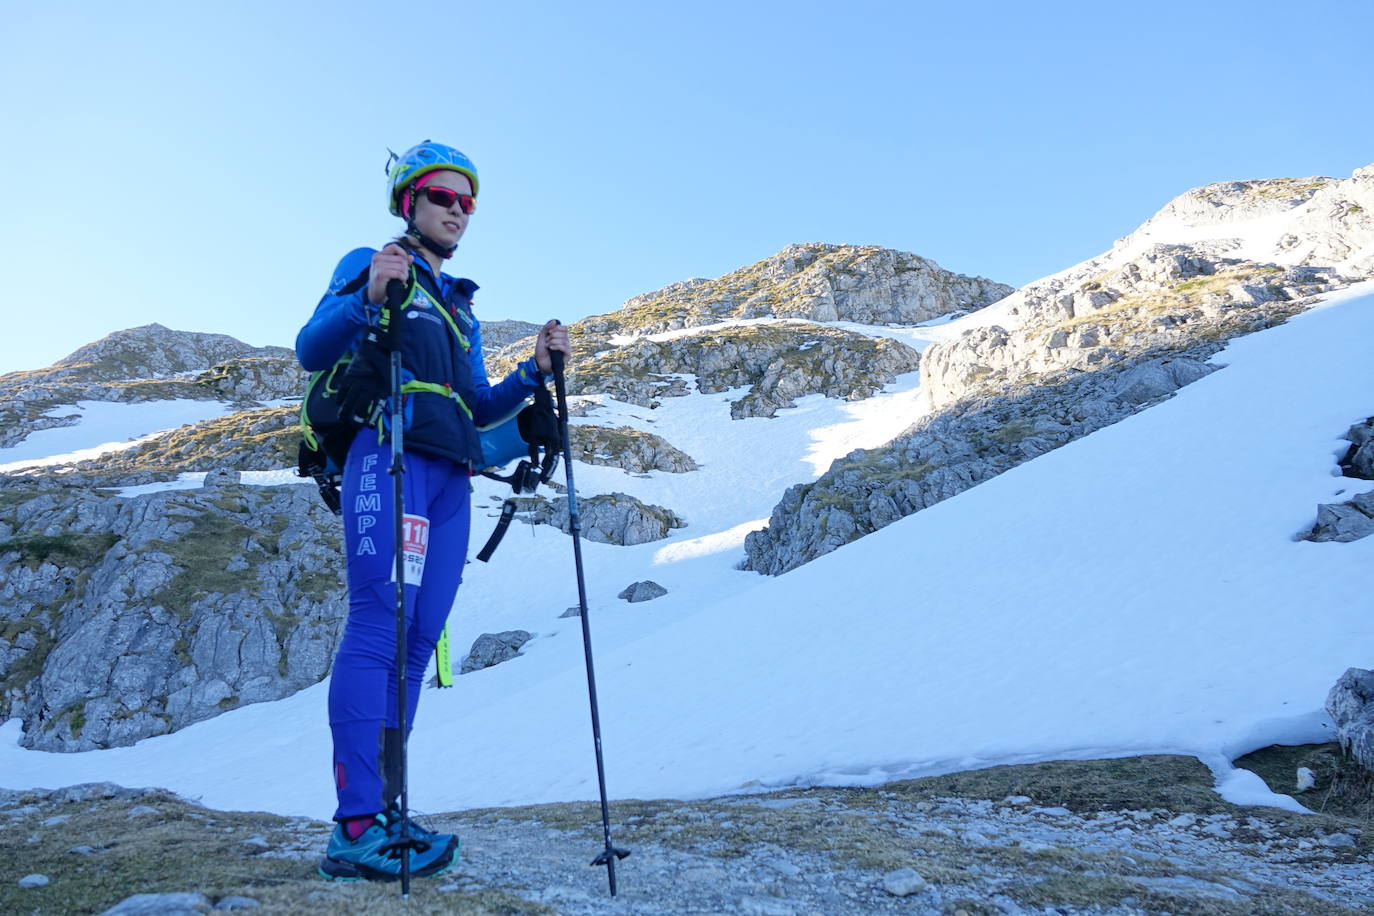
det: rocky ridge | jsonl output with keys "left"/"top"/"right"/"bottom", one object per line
{"left": 580, "top": 242, "right": 1014, "bottom": 337}
{"left": 478, "top": 319, "right": 544, "bottom": 352}
{"left": 487, "top": 243, "right": 1007, "bottom": 418}
{"left": 0, "top": 324, "right": 302, "bottom": 451}
{"left": 743, "top": 163, "right": 1374, "bottom": 575}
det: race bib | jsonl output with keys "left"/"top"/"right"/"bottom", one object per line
{"left": 391, "top": 514, "right": 430, "bottom": 586}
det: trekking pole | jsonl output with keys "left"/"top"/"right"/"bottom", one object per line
{"left": 381, "top": 277, "right": 421, "bottom": 898}
{"left": 549, "top": 338, "right": 631, "bottom": 896}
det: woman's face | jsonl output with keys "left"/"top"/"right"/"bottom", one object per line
{"left": 412, "top": 171, "right": 474, "bottom": 250}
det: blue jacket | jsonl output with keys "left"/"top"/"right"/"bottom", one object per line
{"left": 297, "top": 247, "right": 546, "bottom": 467}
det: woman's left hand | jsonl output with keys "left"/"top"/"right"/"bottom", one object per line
{"left": 535, "top": 319, "right": 571, "bottom": 374}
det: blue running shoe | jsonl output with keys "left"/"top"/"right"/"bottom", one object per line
{"left": 382, "top": 804, "right": 460, "bottom": 859}
{"left": 318, "top": 812, "right": 457, "bottom": 882}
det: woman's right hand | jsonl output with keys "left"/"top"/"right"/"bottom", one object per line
{"left": 368, "top": 243, "right": 413, "bottom": 305}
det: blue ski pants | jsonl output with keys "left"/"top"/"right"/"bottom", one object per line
{"left": 329, "top": 430, "right": 471, "bottom": 821}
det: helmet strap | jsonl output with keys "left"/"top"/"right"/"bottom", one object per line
{"left": 404, "top": 188, "right": 458, "bottom": 260}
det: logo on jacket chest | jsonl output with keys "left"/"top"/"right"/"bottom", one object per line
{"left": 407, "top": 308, "right": 444, "bottom": 326}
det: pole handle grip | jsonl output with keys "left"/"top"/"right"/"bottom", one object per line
{"left": 550, "top": 320, "right": 566, "bottom": 378}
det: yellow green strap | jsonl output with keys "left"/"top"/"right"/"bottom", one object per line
{"left": 427, "top": 298, "right": 471, "bottom": 351}
{"left": 400, "top": 379, "right": 474, "bottom": 420}
{"left": 435, "top": 624, "right": 454, "bottom": 687}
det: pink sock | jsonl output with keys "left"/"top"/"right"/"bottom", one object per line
{"left": 343, "top": 815, "right": 375, "bottom": 841}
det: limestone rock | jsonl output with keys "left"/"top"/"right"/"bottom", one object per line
{"left": 563, "top": 322, "right": 920, "bottom": 418}
{"left": 1327, "top": 668, "right": 1374, "bottom": 773}
{"left": 881, "top": 867, "right": 927, "bottom": 896}
{"left": 1302, "top": 496, "right": 1374, "bottom": 542}
{"left": 203, "top": 468, "right": 241, "bottom": 488}
{"left": 580, "top": 243, "right": 1013, "bottom": 338}
{"left": 18, "top": 873, "right": 49, "bottom": 888}
{"left": 478, "top": 319, "right": 543, "bottom": 352}
{"left": 618, "top": 581, "right": 668, "bottom": 602}
{"left": 520, "top": 492, "right": 686, "bottom": 545}
{"left": 50, "top": 325, "right": 291, "bottom": 383}
{"left": 98, "top": 892, "right": 211, "bottom": 915}
{"left": 49, "top": 783, "right": 128, "bottom": 803}
{"left": 460, "top": 631, "right": 533, "bottom": 675}
{"left": 919, "top": 253, "right": 1327, "bottom": 413}
{"left": 0, "top": 483, "right": 346, "bottom": 752}
{"left": 744, "top": 354, "right": 1216, "bottom": 575}
{"left": 570, "top": 426, "right": 697, "bottom": 473}
{"left": 1339, "top": 418, "right": 1374, "bottom": 480}
{"left": 195, "top": 356, "right": 305, "bottom": 402}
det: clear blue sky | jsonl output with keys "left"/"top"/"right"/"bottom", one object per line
{"left": 2, "top": 0, "right": 1371, "bottom": 374}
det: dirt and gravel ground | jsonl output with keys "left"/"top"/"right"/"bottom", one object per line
{"left": 3, "top": 747, "right": 1372, "bottom": 915}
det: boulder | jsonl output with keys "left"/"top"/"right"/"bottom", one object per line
{"left": 98, "top": 892, "right": 211, "bottom": 915}
{"left": 1327, "top": 668, "right": 1374, "bottom": 773}
{"left": 1302, "top": 491, "right": 1374, "bottom": 543}
{"left": 618, "top": 581, "right": 668, "bottom": 603}
{"left": 460, "top": 631, "right": 533, "bottom": 675}
{"left": 1339, "top": 418, "right": 1374, "bottom": 480}
{"left": 523, "top": 492, "right": 686, "bottom": 546}
{"left": 203, "top": 467, "right": 241, "bottom": 488}
{"left": 570, "top": 426, "right": 698, "bottom": 473}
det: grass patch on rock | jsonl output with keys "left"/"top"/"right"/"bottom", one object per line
{"left": 1235, "top": 742, "right": 1374, "bottom": 823}
{"left": 0, "top": 531, "right": 119, "bottom": 570}
{"left": 889, "top": 754, "right": 1225, "bottom": 813}
{"left": 146, "top": 503, "right": 265, "bottom": 618}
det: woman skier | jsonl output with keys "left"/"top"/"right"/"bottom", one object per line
{"left": 296, "top": 140, "right": 570, "bottom": 881}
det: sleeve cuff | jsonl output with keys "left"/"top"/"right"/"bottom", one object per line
{"left": 517, "top": 358, "right": 548, "bottom": 387}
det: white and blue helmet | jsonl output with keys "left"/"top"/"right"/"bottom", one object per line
{"left": 386, "top": 141, "right": 479, "bottom": 217}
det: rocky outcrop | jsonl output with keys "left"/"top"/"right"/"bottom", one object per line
{"left": 579, "top": 243, "right": 1013, "bottom": 338}
{"left": 485, "top": 244, "right": 999, "bottom": 416}
{"left": 517, "top": 492, "right": 686, "bottom": 545}
{"left": 194, "top": 356, "right": 305, "bottom": 403}
{"left": 1301, "top": 417, "right": 1374, "bottom": 543}
{"left": 744, "top": 353, "right": 1217, "bottom": 575}
{"left": 919, "top": 162, "right": 1374, "bottom": 415}
{"left": 1339, "top": 418, "right": 1374, "bottom": 481}
{"left": 570, "top": 426, "right": 697, "bottom": 473}
{"left": 0, "top": 481, "right": 345, "bottom": 752}
{"left": 1327, "top": 668, "right": 1374, "bottom": 773}
{"left": 566, "top": 323, "right": 920, "bottom": 418}
{"left": 1122, "top": 168, "right": 1374, "bottom": 274}
{"left": 14, "top": 324, "right": 294, "bottom": 388}
{"left": 478, "top": 319, "right": 543, "bottom": 352}
{"left": 920, "top": 253, "right": 1333, "bottom": 412}
{"left": 51, "top": 406, "right": 301, "bottom": 483}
